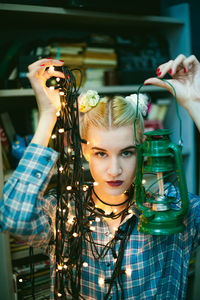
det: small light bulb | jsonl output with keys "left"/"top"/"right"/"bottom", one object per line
{"left": 56, "top": 111, "right": 60, "bottom": 117}
{"left": 64, "top": 264, "right": 67, "bottom": 269}
{"left": 49, "top": 86, "right": 54, "bottom": 90}
{"left": 51, "top": 134, "right": 56, "bottom": 139}
{"left": 83, "top": 262, "right": 88, "bottom": 267}
{"left": 57, "top": 265, "right": 63, "bottom": 270}
{"left": 49, "top": 65, "right": 54, "bottom": 72}
{"left": 73, "top": 232, "right": 78, "bottom": 237}
{"left": 93, "top": 181, "right": 98, "bottom": 186}
{"left": 56, "top": 77, "right": 60, "bottom": 82}
{"left": 142, "top": 179, "right": 146, "bottom": 184}
{"left": 98, "top": 276, "right": 105, "bottom": 287}
{"left": 128, "top": 209, "right": 133, "bottom": 214}
{"left": 59, "top": 166, "right": 64, "bottom": 172}
{"left": 19, "top": 278, "right": 23, "bottom": 283}
{"left": 68, "top": 219, "right": 73, "bottom": 224}
{"left": 113, "top": 209, "right": 117, "bottom": 213}
{"left": 58, "top": 128, "right": 64, "bottom": 133}
{"left": 60, "top": 91, "right": 65, "bottom": 96}
{"left": 95, "top": 217, "right": 100, "bottom": 222}
{"left": 90, "top": 226, "right": 95, "bottom": 231}
{"left": 57, "top": 292, "right": 62, "bottom": 297}
{"left": 66, "top": 186, "right": 72, "bottom": 191}
{"left": 125, "top": 267, "right": 132, "bottom": 277}
{"left": 68, "top": 148, "right": 72, "bottom": 153}
{"left": 105, "top": 210, "right": 110, "bottom": 216}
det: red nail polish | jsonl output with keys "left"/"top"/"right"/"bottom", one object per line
{"left": 157, "top": 72, "right": 162, "bottom": 76}
{"left": 46, "top": 57, "right": 52, "bottom": 59}
{"left": 40, "top": 64, "right": 45, "bottom": 66}
{"left": 169, "top": 69, "right": 172, "bottom": 75}
{"left": 184, "top": 67, "right": 187, "bottom": 73}
{"left": 60, "top": 60, "right": 64, "bottom": 62}
{"left": 156, "top": 68, "right": 160, "bottom": 73}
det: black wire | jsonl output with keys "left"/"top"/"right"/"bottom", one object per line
{"left": 29, "top": 246, "right": 35, "bottom": 300}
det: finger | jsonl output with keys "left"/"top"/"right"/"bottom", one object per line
{"left": 43, "top": 70, "right": 65, "bottom": 80}
{"left": 156, "top": 60, "right": 174, "bottom": 78}
{"left": 28, "top": 58, "right": 64, "bottom": 72}
{"left": 182, "top": 55, "right": 200, "bottom": 72}
{"left": 144, "top": 77, "right": 175, "bottom": 95}
{"left": 168, "top": 54, "right": 187, "bottom": 76}
{"left": 28, "top": 65, "right": 65, "bottom": 81}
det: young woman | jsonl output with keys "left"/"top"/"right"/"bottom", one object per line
{"left": 0, "top": 54, "right": 200, "bottom": 299}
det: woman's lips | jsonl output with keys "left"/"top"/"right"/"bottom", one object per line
{"left": 106, "top": 181, "right": 123, "bottom": 187}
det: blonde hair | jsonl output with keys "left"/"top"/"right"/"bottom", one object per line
{"left": 79, "top": 96, "right": 144, "bottom": 143}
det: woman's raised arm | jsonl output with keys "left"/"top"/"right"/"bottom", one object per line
{"left": 144, "top": 54, "right": 200, "bottom": 131}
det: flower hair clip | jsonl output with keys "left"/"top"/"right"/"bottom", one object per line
{"left": 125, "top": 93, "right": 148, "bottom": 116}
{"left": 78, "top": 90, "right": 100, "bottom": 113}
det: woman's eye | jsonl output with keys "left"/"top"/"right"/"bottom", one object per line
{"left": 122, "top": 151, "right": 134, "bottom": 157}
{"left": 95, "top": 152, "right": 107, "bottom": 158}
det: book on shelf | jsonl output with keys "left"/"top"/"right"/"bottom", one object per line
{"left": 86, "top": 46, "right": 115, "bottom": 54}
{"left": 52, "top": 54, "right": 84, "bottom": 66}
{"left": 83, "top": 68, "right": 108, "bottom": 88}
{"left": 0, "top": 112, "right": 16, "bottom": 143}
{"left": 84, "top": 51, "right": 117, "bottom": 60}
{"left": 145, "top": 98, "right": 170, "bottom": 131}
{"left": 47, "top": 42, "right": 86, "bottom": 55}
{"left": 30, "top": 108, "right": 39, "bottom": 133}
{"left": 11, "top": 234, "right": 51, "bottom": 299}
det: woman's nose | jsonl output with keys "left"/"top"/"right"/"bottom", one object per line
{"left": 107, "top": 157, "right": 122, "bottom": 176}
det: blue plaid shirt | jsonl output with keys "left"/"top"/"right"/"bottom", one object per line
{"left": 0, "top": 143, "right": 200, "bottom": 300}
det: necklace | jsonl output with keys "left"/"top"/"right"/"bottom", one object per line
{"left": 92, "top": 188, "right": 130, "bottom": 207}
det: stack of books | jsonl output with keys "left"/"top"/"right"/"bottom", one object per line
{"left": 46, "top": 43, "right": 118, "bottom": 88}
{"left": 83, "top": 46, "right": 117, "bottom": 88}
{"left": 10, "top": 235, "right": 51, "bottom": 299}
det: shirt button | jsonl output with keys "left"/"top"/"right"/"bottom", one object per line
{"left": 35, "top": 172, "right": 42, "bottom": 179}
{"left": 106, "top": 263, "right": 110, "bottom": 267}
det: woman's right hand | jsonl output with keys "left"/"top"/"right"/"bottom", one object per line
{"left": 27, "top": 58, "right": 65, "bottom": 147}
{"left": 27, "top": 58, "right": 65, "bottom": 118}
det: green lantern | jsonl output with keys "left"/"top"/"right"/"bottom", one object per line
{"left": 134, "top": 82, "right": 189, "bottom": 235}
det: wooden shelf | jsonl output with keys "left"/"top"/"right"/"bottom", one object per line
{"left": 0, "top": 3, "right": 184, "bottom": 29}
{"left": 0, "top": 85, "right": 164, "bottom": 99}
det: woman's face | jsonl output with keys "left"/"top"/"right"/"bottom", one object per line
{"left": 82, "top": 125, "right": 137, "bottom": 200}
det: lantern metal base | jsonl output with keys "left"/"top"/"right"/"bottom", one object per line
{"left": 138, "top": 213, "right": 186, "bottom": 235}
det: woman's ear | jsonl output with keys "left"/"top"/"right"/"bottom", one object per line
{"left": 81, "top": 143, "right": 90, "bottom": 162}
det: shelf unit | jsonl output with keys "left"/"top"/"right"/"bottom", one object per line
{"left": 0, "top": 2, "right": 198, "bottom": 299}
{"left": 0, "top": 3, "right": 184, "bottom": 29}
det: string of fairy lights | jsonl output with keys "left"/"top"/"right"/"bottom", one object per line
{"left": 44, "top": 65, "right": 138, "bottom": 299}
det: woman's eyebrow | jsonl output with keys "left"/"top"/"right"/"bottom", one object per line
{"left": 121, "top": 146, "right": 137, "bottom": 151}
{"left": 91, "top": 147, "right": 106, "bottom": 151}
{"left": 91, "top": 146, "right": 136, "bottom": 151}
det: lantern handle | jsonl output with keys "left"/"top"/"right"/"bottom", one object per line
{"left": 134, "top": 80, "right": 183, "bottom": 147}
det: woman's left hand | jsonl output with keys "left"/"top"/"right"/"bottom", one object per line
{"left": 144, "top": 54, "right": 200, "bottom": 130}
